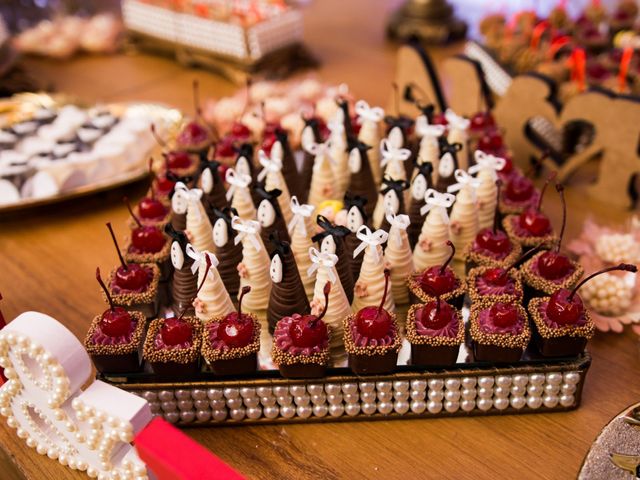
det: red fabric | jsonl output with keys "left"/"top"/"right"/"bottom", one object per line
{"left": 135, "top": 417, "right": 245, "bottom": 480}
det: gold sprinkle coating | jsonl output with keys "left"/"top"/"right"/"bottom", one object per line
{"left": 84, "top": 311, "right": 146, "bottom": 355}
{"left": 201, "top": 314, "right": 261, "bottom": 362}
{"left": 123, "top": 234, "right": 171, "bottom": 265}
{"left": 405, "top": 303, "right": 464, "bottom": 347}
{"left": 529, "top": 297, "right": 595, "bottom": 339}
{"left": 143, "top": 316, "right": 202, "bottom": 364}
{"left": 469, "top": 300, "right": 531, "bottom": 350}
{"left": 105, "top": 263, "right": 160, "bottom": 307}
{"left": 520, "top": 251, "right": 584, "bottom": 295}
{"left": 466, "top": 266, "right": 524, "bottom": 304}
{"left": 271, "top": 322, "right": 331, "bottom": 367}
{"left": 502, "top": 215, "right": 558, "bottom": 249}
{"left": 406, "top": 269, "right": 466, "bottom": 304}
{"left": 126, "top": 209, "right": 172, "bottom": 230}
{"left": 343, "top": 313, "right": 402, "bottom": 357}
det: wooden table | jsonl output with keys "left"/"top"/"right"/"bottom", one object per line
{"left": 1, "top": 1, "right": 640, "bottom": 478}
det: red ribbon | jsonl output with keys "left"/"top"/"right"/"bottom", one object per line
{"left": 569, "top": 48, "right": 587, "bottom": 92}
{"left": 618, "top": 47, "right": 633, "bottom": 93}
{"left": 531, "top": 20, "right": 550, "bottom": 50}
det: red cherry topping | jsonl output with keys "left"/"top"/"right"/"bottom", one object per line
{"left": 155, "top": 174, "right": 175, "bottom": 195}
{"left": 216, "top": 135, "right": 236, "bottom": 158}
{"left": 132, "top": 226, "right": 166, "bottom": 253}
{"left": 95, "top": 267, "right": 133, "bottom": 338}
{"left": 431, "top": 112, "right": 448, "bottom": 126}
{"left": 230, "top": 121, "right": 251, "bottom": 139}
{"left": 416, "top": 300, "right": 455, "bottom": 330}
{"left": 176, "top": 79, "right": 211, "bottom": 147}
{"left": 356, "top": 270, "right": 392, "bottom": 340}
{"left": 165, "top": 151, "right": 192, "bottom": 170}
{"left": 476, "top": 228, "right": 511, "bottom": 255}
{"left": 106, "top": 222, "right": 150, "bottom": 291}
{"left": 290, "top": 282, "right": 331, "bottom": 348}
{"left": 218, "top": 286, "right": 254, "bottom": 348}
{"left": 477, "top": 128, "right": 503, "bottom": 152}
{"left": 161, "top": 318, "right": 193, "bottom": 346}
{"left": 469, "top": 111, "right": 496, "bottom": 132}
{"left": 489, "top": 302, "right": 519, "bottom": 328}
{"left": 138, "top": 197, "right": 168, "bottom": 220}
{"left": 482, "top": 267, "right": 510, "bottom": 286}
{"left": 505, "top": 176, "right": 534, "bottom": 202}
{"left": 537, "top": 251, "right": 573, "bottom": 280}
{"left": 519, "top": 208, "right": 551, "bottom": 236}
{"left": 419, "top": 241, "right": 457, "bottom": 295}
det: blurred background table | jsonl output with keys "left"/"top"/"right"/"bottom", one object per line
{"left": 1, "top": 0, "right": 639, "bottom": 479}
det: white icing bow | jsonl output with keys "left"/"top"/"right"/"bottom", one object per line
{"left": 231, "top": 216, "right": 262, "bottom": 252}
{"left": 380, "top": 138, "right": 411, "bottom": 168}
{"left": 288, "top": 196, "right": 315, "bottom": 236}
{"left": 355, "top": 100, "right": 384, "bottom": 123}
{"left": 468, "top": 150, "right": 506, "bottom": 180}
{"left": 175, "top": 183, "right": 203, "bottom": 220}
{"left": 447, "top": 169, "right": 481, "bottom": 201}
{"left": 307, "top": 247, "right": 339, "bottom": 283}
{"left": 185, "top": 244, "right": 219, "bottom": 276}
{"left": 444, "top": 109, "right": 470, "bottom": 132}
{"left": 304, "top": 140, "right": 335, "bottom": 166}
{"left": 257, "top": 149, "right": 283, "bottom": 184}
{"left": 225, "top": 168, "right": 252, "bottom": 202}
{"left": 420, "top": 188, "right": 456, "bottom": 224}
{"left": 353, "top": 225, "right": 389, "bottom": 262}
{"left": 385, "top": 212, "right": 410, "bottom": 247}
{"left": 415, "top": 115, "right": 446, "bottom": 139}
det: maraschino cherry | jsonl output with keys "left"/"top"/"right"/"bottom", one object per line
{"left": 356, "top": 269, "right": 392, "bottom": 339}
{"left": 419, "top": 241, "right": 458, "bottom": 296}
{"left": 137, "top": 163, "right": 168, "bottom": 220}
{"left": 95, "top": 267, "right": 133, "bottom": 337}
{"left": 477, "top": 128, "right": 504, "bottom": 153}
{"left": 489, "top": 302, "right": 519, "bottom": 328}
{"left": 124, "top": 198, "right": 166, "bottom": 253}
{"left": 218, "top": 286, "right": 255, "bottom": 348}
{"left": 290, "top": 282, "right": 330, "bottom": 348}
{"left": 481, "top": 244, "right": 544, "bottom": 287}
{"left": 537, "top": 184, "right": 573, "bottom": 280}
{"left": 162, "top": 255, "right": 212, "bottom": 346}
{"left": 416, "top": 287, "right": 455, "bottom": 330}
{"left": 475, "top": 180, "right": 511, "bottom": 256}
{"left": 151, "top": 124, "right": 193, "bottom": 171}
{"left": 229, "top": 79, "right": 252, "bottom": 140}
{"left": 106, "top": 223, "right": 150, "bottom": 291}
{"left": 518, "top": 172, "right": 556, "bottom": 236}
{"left": 469, "top": 110, "right": 496, "bottom": 133}
{"left": 504, "top": 156, "right": 545, "bottom": 203}
{"left": 546, "top": 264, "right": 638, "bottom": 325}
{"left": 177, "top": 79, "right": 212, "bottom": 148}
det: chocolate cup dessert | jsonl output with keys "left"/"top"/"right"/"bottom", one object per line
{"left": 407, "top": 269, "right": 466, "bottom": 310}
{"left": 502, "top": 215, "right": 559, "bottom": 250}
{"left": 126, "top": 209, "right": 172, "bottom": 230}
{"left": 343, "top": 313, "right": 401, "bottom": 375}
{"left": 123, "top": 236, "right": 172, "bottom": 281}
{"left": 498, "top": 189, "right": 540, "bottom": 216}
{"left": 528, "top": 297, "right": 595, "bottom": 357}
{"left": 84, "top": 311, "right": 146, "bottom": 374}
{"left": 406, "top": 304, "right": 464, "bottom": 367}
{"left": 466, "top": 266, "right": 523, "bottom": 304}
{"left": 105, "top": 263, "right": 160, "bottom": 319}
{"left": 469, "top": 301, "right": 531, "bottom": 363}
{"left": 201, "top": 314, "right": 260, "bottom": 376}
{"left": 272, "top": 315, "right": 330, "bottom": 379}
{"left": 143, "top": 317, "right": 202, "bottom": 376}
{"left": 463, "top": 238, "right": 522, "bottom": 274}
{"left": 520, "top": 252, "right": 584, "bottom": 302}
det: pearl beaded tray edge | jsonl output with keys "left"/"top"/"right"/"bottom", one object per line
{"left": 112, "top": 354, "right": 590, "bottom": 426}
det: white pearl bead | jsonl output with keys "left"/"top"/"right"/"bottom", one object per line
{"left": 345, "top": 403, "right": 360, "bottom": 416}
{"left": 311, "top": 393, "right": 327, "bottom": 405}
{"left": 289, "top": 385, "right": 306, "bottom": 397}
{"left": 411, "top": 380, "right": 427, "bottom": 391}
{"left": 461, "top": 377, "right": 477, "bottom": 389}
{"left": 428, "top": 390, "right": 444, "bottom": 402}
{"left": 394, "top": 391, "right": 409, "bottom": 401}
{"left": 428, "top": 379, "right": 444, "bottom": 390}
{"left": 273, "top": 386, "right": 289, "bottom": 397}
{"left": 543, "top": 395, "right": 559, "bottom": 408}
{"left": 343, "top": 393, "right": 359, "bottom": 404}
{"left": 175, "top": 390, "right": 190, "bottom": 400}
{"left": 313, "top": 405, "right": 328, "bottom": 417}
{"left": 478, "top": 387, "right": 493, "bottom": 399}
{"left": 194, "top": 399, "right": 209, "bottom": 410}
{"left": 178, "top": 400, "right": 194, "bottom": 411}
{"left": 297, "top": 405, "right": 312, "bottom": 418}
{"left": 308, "top": 384, "right": 324, "bottom": 395}
{"left": 544, "top": 384, "right": 560, "bottom": 395}
{"left": 561, "top": 384, "right": 576, "bottom": 395}
{"left": 461, "top": 388, "right": 476, "bottom": 400}
{"left": 325, "top": 384, "right": 341, "bottom": 395}
{"left": 212, "top": 409, "right": 228, "bottom": 421}
{"left": 192, "top": 389, "right": 207, "bottom": 400}
{"left": 378, "top": 402, "right": 393, "bottom": 415}
{"left": 329, "top": 404, "right": 344, "bottom": 417}
{"left": 411, "top": 389, "right": 426, "bottom": 401}
{"left": 393, "top": 381, "right": 409, "bottom": 392}
{"left": 342, "top": 383, "right": 358, "bottom": 394}
{"left": 493, "top": 386, "right": 509, "bottom": 398}
{"left": 546, "top": 373, "right": 562, "bottom": 385}
{"left": 564, "top": 372, "right": 580, "bottom": 385}
{"left": 361, "top": 403, "right": 377, "bottom": 415}
{"left": 180, "top": 411, "right": 196, "bottom": 423}
{"left": 280, "top": 405, "right": 296, "bottom": 418}
{"left": 196, "top": 410, "right": 211, "bottom": 422}
{"left": 445, "top": 390, "right": 461, "bottom": 402}
{"left": 445, "top": 378, "right": 461, "bottom": 390}
{"left": 510, "top": 396, "right": 526, "bottom": 409}
{"left": 276, "top": 396, "right": 293, "bottom": 407}
{"left": 512, "top": 375, "right": 528, "bottom": 387}
{"left": 411, "top": 400, "right": 427, "bottom": 414}
{"left": 230, "top": 408, "right": 245, "bottom": 420}
{"left": 510, "top": 385, "right": 526, "bottom": 396}
{"left": 527, "top": 396, "right": 543, "bottom": 409}
{"left": 495, "top": 376, "right": 511, "bottom": 388}
{"left": 478, "top": 376, "right": 494, "bottom": 389}
{"left": 361, "top": 391, "right": 376, "bottom": 403}
{"left": 327, "top": 394, "right": 343, "bottom": 405}
{"left": 445, "top": 400, "right": 460, "bottom": 413}
{"left": 376, "top": 381, "right": 392, "bottom": 393}
{"left": 393, "top": 401, "right": 410, "bottom": 414}
{"left": 164, "top": 412, "right": 179, "bottom": 423}
{"left": 377, "top": 391, "right": 392, "bottom": 402}
{"left": 256, "top": 387, "right": 272, "bottom": 397}
{"left": 559, "top": 395, "right": 575, "bottom": 407}
{"left": 158, "top": 390, "right": 174, "bottom": 402}
{"left": 294, "top": 394, "right": 311, "bottom": 406}
{"left": 260, "top": 396, "right": 276, "bottom": 407}
{"left": 47, "top": 448, "right": 59, "bottom": 459}
{"left": 223, "top": 388, "right": 240, "bottom": 399}
{"left": 263, "top": 406, "right": 279, "bottom": 419}
{"left": 529, "top": 374, "right": 545, "bottom": 385}
{"left": 477, "top": 398, "right": 493, "bottom": 411}
{"left": 210, "top": 399, "right": 226, "bottom": 410}
{"left": 527, "top": 385, "right": 543, "bottom": 396}
{"left": 239, "top": 388, "right": 256, "bottom": 398}
{"left": 461, "top": 399, "right": 475, "bottom": 412}
{"left": 427, "top": 401, "right": 442, "bottom": 414}
{"left": 161, "top": 401, "right": 177, "bottom": 412}
{"left": 494, "top": 397, "right": 509, "bottom": 410}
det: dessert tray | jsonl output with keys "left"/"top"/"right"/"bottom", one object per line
{"left": 0, "top": 93, "right": 182, "bottom": 213}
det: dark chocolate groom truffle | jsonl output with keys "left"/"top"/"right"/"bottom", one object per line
{"left": 299, "top": 116, "right": 326, "bottom": 204}
{"left": 378, "top": 177, "right": 409, "bottom": 234}
{"left": 346, "top": 138, "right": 377, "bottom": 219}
{"left": 343, "top": 193, "right": 369, "bottom": 280}
{"left": 198, "top": 154, "right": 229, "bottom": 223}
{"left": 165, "top": 224, "right": 197, "bottom": 314}
{"left": 273, "top": 129, "right": 301, "bottom": 201}
{"left": 267, "top": 233, "right": 311, "bottom": 333}
{"left": 435, "top": 137, "right": 462, "bottom": 193}
{"left": 408, "top": 161, "right": 434, "bottom": 249}
{"left": 312, "top": 215, "right": 355, "bottom": 304}
{"left": 211, "top": 207, "right": 243, "bottom": 299}
{"left": 255, "top": 184, "right": 291, "bottom": 254}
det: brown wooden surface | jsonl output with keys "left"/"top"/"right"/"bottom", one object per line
{"left": 1, "top": 1, "right": 640, "bottom": 479}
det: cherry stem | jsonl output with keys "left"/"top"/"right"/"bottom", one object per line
{"left": 440, "top": 241, "right": 455, "bottom": 275}
{"left": 95, "top": 267, "right": 115, "bottom": 311}
{"left": 239, "top": 77, "right": 252, "bottom": 121}
{"left": 316, "top": 281, "right": 332, "bottom": 323}
{"left": 180, "top": 254, "right": 212, "bottom": 321}
{"left": 148, "top": 158, "right": 156, "bottom": 200}
{"left": 536, "top": 171, "right": 557, "bottom": 211}
{"left": 192, "top": 79, "right": 201, "bottom": 118}
{"left": 569, "top": 263, "right": 637, "bottom": 300}
{"left": 555, "top": 183, "right": 566, "bottom": 253}
{"left": 106, "top": 222, "right": 128, "bottom": 271}
{"left": 378, "top": 269, "right": 391, "bottom": 316}
{"left": 123, "top": 197, "right": 142, "bottom": 228}
{"left": 392, "top": 82, "right": 400, "bottom": 115}
{"left": 150, "top": 124, "right": 166, "bottom": 148}
{"left": 238, "top": 285, "right": 251, "bottom": 320}
{"left": 260, "top": 101, "right": 266, "bottom": 122}
{"left": 493, "top": 179, "right": 502, "bottom": 235}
